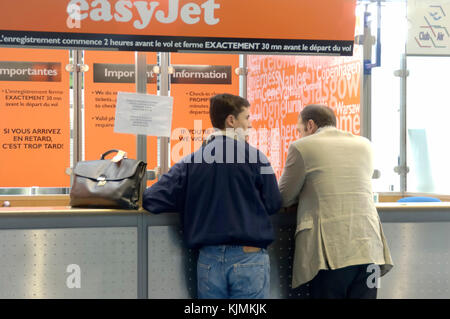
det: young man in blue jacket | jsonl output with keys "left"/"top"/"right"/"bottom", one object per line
{"left": 143, "top": 93, "right": 282, "bottom": 299}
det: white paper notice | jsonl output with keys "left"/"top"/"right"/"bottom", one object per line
{"left": 114, "top": 92, "right": 173, "bottom": 137}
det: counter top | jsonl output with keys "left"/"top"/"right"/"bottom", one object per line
{"left": 1, "top": 202, "right": 450, "bottom": 216}
{"left": 0, "top": 206, "right": 145, "bottom": 216}
{"left": 376, "top": 202, "right": 450, "bottom": 210}
{"left": 0, "top": 203, "right": 450, "bottom": 227}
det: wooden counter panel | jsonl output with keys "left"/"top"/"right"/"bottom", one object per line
{"left": 0, "top": 195, "right": 70, "bottom": 207}
{"left": 0, "top": 205, "right": 145, "bottom": 216}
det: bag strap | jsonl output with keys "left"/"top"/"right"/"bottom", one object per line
{"left": 100, "top": 149, "right": 127, "bottom": 162}
{"left": 100, "top": 149, "right": 120, "bottom": 160}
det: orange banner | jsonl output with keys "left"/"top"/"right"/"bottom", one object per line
{"left": 0, "top": 0, "right": 356, "bottom": 55}
{"left": 170, "top": 53, "right": 239, "bottom": 166}
{"left": 247, "top": 51, "right": 362, "bottom": 179}
{"left": 83, "top": 51, "right": 157, "bottom": 181}
{"left": 0, "top": 48, "right": 70, "bottom": 187}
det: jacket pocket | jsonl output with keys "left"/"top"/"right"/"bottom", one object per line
{"left": 295, "top": 218, "right": 313, "bottom": 235}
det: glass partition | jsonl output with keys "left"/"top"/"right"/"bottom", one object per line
{"left": 407, "top": 56, "right": 450, "bottom": 193}
{"left": 369, "top": 1, "right": 406, "bottom": 192}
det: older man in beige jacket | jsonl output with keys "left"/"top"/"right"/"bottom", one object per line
{"left": 279, "top": 104, "right": 393, "bottom": 299}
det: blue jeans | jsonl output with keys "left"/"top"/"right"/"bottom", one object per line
{"left": 197, "top": 245, "right": 270, "bottom": 299}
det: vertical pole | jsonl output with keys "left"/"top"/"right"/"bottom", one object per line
{"left": 72, "top": 50, "right": 83, "bottom": 179}
{"left": 158, "top": 53, "right": 170, "bottom": 175}
{"left": 135, "top": 52, "right": 148, "bottom": 163}
{"left": 361, "top": 8, "right": 373, "bottom": 141}
{"left": 239, "top": 54, "right": 247, "bottom": 99}
{"left": 135, "top": 52, "right": 148, "bottom": 300}
{"left": 399, "top": 53, "right": 407, "bottom": 192}
{"left": 137, "top": 213, "right": 148, "bottom": 299}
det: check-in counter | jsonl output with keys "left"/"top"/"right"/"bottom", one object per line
{"left": 376, "top": 202, "right": 450, "bottom": 299}
{"left": 0, "top": 202, "right": 449, "bottom": 299}
{"left": 0, "top": 207, "right": 142, "bottom": 299}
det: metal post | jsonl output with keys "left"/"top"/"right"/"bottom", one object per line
{"left": 135, "top": 52, "right": 147, "bottom": 164}
{"left": 361, "top": 7, "right": 373, "bottom": 141}
{"left": 137, "top": 213, "right": 148, "bottom": 299}
{"left": 135, "top": 52, "right": 149, "bottom": 204}
{"left": 158, "top": 53, "right": 170, "bottom": 175}
{"left": 72, "top": 50, "right": 83, "bottom": 173}
{"left": 239, "top": 54, "right": 247, "bottom": 99}
{"left": 399, "top": 53, "right": 408, "bottom": 192}
{"left": 135, "top": 52, "right": 148, "bottom": 300}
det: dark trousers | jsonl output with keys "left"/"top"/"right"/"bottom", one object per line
{"left": 307, "top": 264, "right": 378, "bottom": 299}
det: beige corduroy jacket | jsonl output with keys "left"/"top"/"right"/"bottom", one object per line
{"left": 279, "top": 126, "right": 393, "bottom": 288}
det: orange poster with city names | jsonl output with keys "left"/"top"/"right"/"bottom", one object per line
{"left": 247, "top": 52, "right": 362, "bottom": 179}
{"left": 0, "top": 48, "right": 70, "bottom": 187}
{"left": 83, "top": 50, "right": 158, "bottom": 180}
{"left": 169, "top": 53, "right": 239, "bottom": 166}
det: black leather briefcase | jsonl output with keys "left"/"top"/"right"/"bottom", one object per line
{"left": 70, "top": 150, "right": 147, "bottom": 209}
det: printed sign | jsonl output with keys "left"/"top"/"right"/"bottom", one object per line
{"left": 171, "top": 65, "right": 231, "bottom": 84}
{"left": 0, "top": 48, "right": 70, "bottom": 187}
{"left": 0, "top": 62, "right": 61, "bottom": 82}
{"left": 407, "top": 0, "right": 450, "bottom": 55}
{"left": 92, "top": 63, "right": 157, "bottom": 84}
{"left": 0, "top": 0, "right": 356, "bottom": 55}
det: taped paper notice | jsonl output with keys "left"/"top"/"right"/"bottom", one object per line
{"left": 114, "top": 92, "right": 173, "bottom": 137}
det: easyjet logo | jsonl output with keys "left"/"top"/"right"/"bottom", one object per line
{"left": 66, "top": 0, "right": 221, "bottom": 29}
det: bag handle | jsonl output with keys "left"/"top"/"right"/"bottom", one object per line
{"left": 100, "top": 149, "right": 127, "bottom": 161}
{"left": 100, "top": 149, "right": 120, "bottom": 160}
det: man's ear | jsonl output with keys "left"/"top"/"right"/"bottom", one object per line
{"left": 225, "top": 114, "right": 235, "bottom": 128}
{"left": 307, "top": 119, "right": 318, "bottom": 133}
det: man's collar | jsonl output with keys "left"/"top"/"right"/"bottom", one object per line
{"left": 205, "top": 128, "right": 246, "bottom": 143}
{"left": 316, "top": 125, "right": 336, "bottom": 133}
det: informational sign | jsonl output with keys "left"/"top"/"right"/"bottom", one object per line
{"left": 0, "top": 48, "right": 70, "bottom": 187}
{"left": 114, "top": 92, "right": 173, "bottom": 137}
{"left": 170, "top": 53, "right": 239, "bottom": 165}
{"left": 0, "top": 0, "right": 356, "bottom": 55}
{"left": 83, "top": 51, "right": 157, "bottom": 180}
{"left": 247, "top": 52, "right": 362, "bottom": 178}
{"left": 407, "top": 0, "right": 450, "bottom": 55}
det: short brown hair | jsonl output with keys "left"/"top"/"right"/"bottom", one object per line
{"left": 209, "top": 94, "right": 250, "bottom": 129}
{"left": 300, "top": 104, "right": 336, "bottom": 128}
